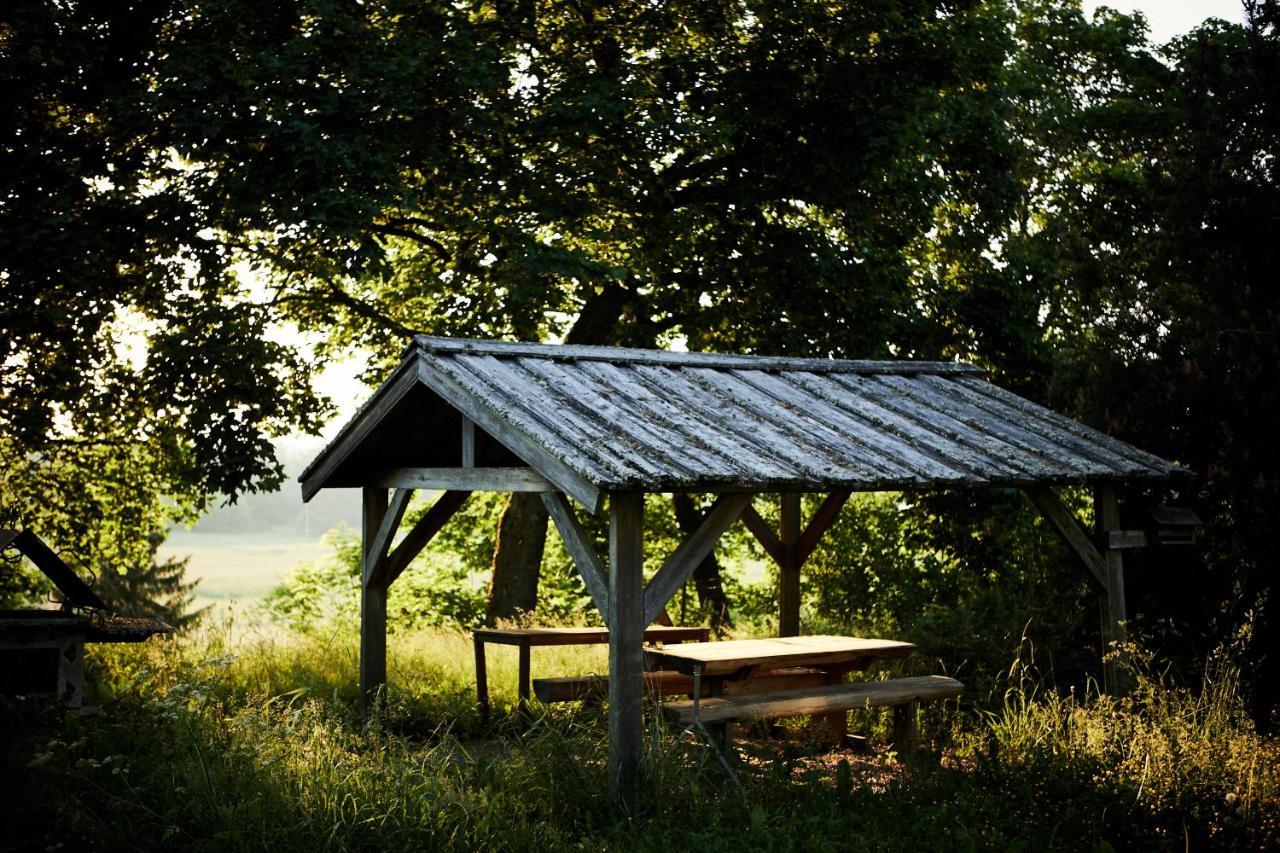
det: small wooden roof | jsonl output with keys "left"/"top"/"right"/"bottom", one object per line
{"left": 300, "top": 337, "right": 1187, "bottom": 510}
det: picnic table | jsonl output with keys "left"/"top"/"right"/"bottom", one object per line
{"left": 473, "top": 625, "right": 708, "bottom": 722}
{"left": 645, "top": 635, "right": 917, "bottom": 743}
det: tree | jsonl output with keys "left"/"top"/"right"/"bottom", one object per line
{"left": 0, "top": 1, "right": 326, "bottom": 607}
{"left": 129, "top": 0, "right": 1015, "bottom": 618}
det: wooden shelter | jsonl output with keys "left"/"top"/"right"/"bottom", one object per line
{"left": 1, "top": 530, "right": 171, "bottom": 711}
{"left": 300, "top": 336, "right": 1188, "bottom": 808}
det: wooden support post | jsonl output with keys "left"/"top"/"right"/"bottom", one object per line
{"left": 607, "top": 492, "right": 645, "bottom": 814}
{"left": 779, "top": 493, "right": 802, "bottom": 637}
{"left": 518, "top": 640, "right": 532, "bottom": 725}
{"left": 1094, "top": 485, "right": 1131, "bottom": 695}
{"left": 474, "top": 635, "right": 490, "bottom": 724}
{"left": 360, "top": 487, "right": 389, "bottom": 714}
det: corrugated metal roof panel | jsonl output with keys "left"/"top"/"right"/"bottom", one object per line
{"left": 300, "top": 336, "right": 1189, "bottom": 504}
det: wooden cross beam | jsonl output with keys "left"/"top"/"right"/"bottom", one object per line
{"left": 363, "top": 488, "right": 414, "bottom": 587}
{"left": 543, "top": 492, "right": 752, "bottom": 630}
{"left": 739, "top": 492, "right": 852, "bottom": 636}
{"left": 1022, "top": 486, "right": 1106, "bottom": 586}
{"left": 384, "top": 490, "right": 471, "bottom": 584}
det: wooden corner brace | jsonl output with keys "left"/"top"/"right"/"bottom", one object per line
{"left": 542, "top": 492, "right": 754, "bottom": 629}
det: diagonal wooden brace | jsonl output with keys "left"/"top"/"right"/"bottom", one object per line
{"left": 363, "top": 488, "right": 414, "bottom": 587}
{"left": 1023, "top": 485, "right": 1107, "bottom": 587}
{"left": 382, "top": 490, "right": 471, "bottom": 586}
{"left": 740, "top": 504, "right": 784, "bottom": 563}
{"left": 642, "top": 493, "right": 753, "bottom": 626}
{"left": 543, "top": 491, "right": 611, "bottom": 621}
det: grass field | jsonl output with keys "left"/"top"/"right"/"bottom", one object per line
{"left": 160, "top": 530, "right": 341, "bottom": 606}
{"left": 1, "top": 624, "right": 1276, "bottom": 851}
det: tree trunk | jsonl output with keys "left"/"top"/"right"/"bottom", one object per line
{"left": 483, "top": 283, "right": 633, "bottom": 623}
{"left": 485, "top": 491, "right": 549, "bottom": 623}
{"left": 672, "top": 494, "right": 733, "bottom": 631}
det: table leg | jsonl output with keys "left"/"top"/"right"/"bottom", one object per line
{"left": 474, "top": 636, "right": 490, "bottom": 724}
{"left": 892, "top": 701, "right": 916, "bottom": 754}
{"left": 819, "top": 668, "right": 849, "bottom": 746}
{"left": 518, "top": 641, "right": 531, "bottom": 725}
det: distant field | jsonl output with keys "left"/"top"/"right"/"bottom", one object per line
{"left": 160, "top": 530, "right": 339, "bottom": 605}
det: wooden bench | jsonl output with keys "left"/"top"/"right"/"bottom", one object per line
{"left": 472, "top": 625, "right": 709, "bottom": 722}
{"left": 532, "top": 666, "right": 830, "bottom": 704}
{"left": 661, "top": 674, "right": 964, "bottom": 750}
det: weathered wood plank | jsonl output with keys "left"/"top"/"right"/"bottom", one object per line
{"left": 473, "top": 625, "right": 708, "bottom": 646}
{"left": 642, "top": 493, "right": 753, "bottom": 626}
{"left": 533, "top": 666, "right": 830, "bottom": 702}
{"left": 360, "top": 487, "right": 389, "bottom": 713}
{"left": 416, "top": 356, "right": 604, "bottom": 512}
{"left": 784, "top": 372, "right": 1007, "bottom": 480}
{"left": 660, "top": 675, "right": 963, "bottom": 725}
{"left": 542, "top": 491, "right": 611, "bottom": 620}
{"left": 957, "top": 376, "right": 1182, "bottom": 475}
{"left": 796, "top": 491, "right": 851, "bottom": 565}
{"left": 384, "top": 490, "right": 471, "bottom": 584}
{"left": 889, "top": 375, "right": 1114, "bottom": 478}
{"left": 461, "top": 417, "right": 476, "bottom": 467}
{"left": 628, "top": 364, "right": 858, "bottom": 484}
{"left": 455, "top": 354, "right": 669, "bottom": 484}
{"left": 736, "top": 369, "right": 969, "bottom": 483}
{"left": 372, "top": 467, "right": 552, "bottom": 492}
{"left": 831, "top": 373, "right": 1047, "bottom": 480}
{"left": 519, "top": 358, "right": 724, "bottom": 480}
{"left": 779, "top": 494, "right": 802, "bottom": 637}
{"left": 607, "top": 493, "right": 646, "bottom": 814}
{"left": 648, "top": 635, "right": 917, "bottom": 677}
{"left": 1023, "top": 486, "right": 1107, "bottom": 587}
{"left": 577, "top": 360, "right": 801, "bottom": 481}
{"left": 415, "top": 336, "right": 985, "bottom": 375}
{"left": 740, "top": 504, "right": 785, "bottom": 564}
{"left": 364, "top": 487, "right": 413, "bottom": 586}
{"left": 686, "top": 367, "right": 909, "bottom": 482}
{"left": 1109, "top": 530, "right": 1151, "bottom": 549}
{"left": 924, "top": 375, "right": 1153, "bottom": 475}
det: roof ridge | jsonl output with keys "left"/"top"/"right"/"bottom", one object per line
{"left": 413, "top": 335, "right": 984, "bottom": 376}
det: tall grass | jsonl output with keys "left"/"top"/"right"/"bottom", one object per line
{"left": 1, "top": 623, "right": 1276, "bottom": 852}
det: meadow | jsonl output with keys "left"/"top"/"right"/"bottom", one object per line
{"left": 1, "top": 620, "right": 1276, "bottom": 852}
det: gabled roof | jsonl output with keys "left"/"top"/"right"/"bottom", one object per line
{"left": 300, "top": 336, "right": 1188, "bottom": 510}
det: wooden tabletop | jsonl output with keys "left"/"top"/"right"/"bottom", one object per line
{"left": 473, "top": 625, "right": 709, "bottom": 646}
{"left": 644, "top": 635, "right": 916, "bottom": 676}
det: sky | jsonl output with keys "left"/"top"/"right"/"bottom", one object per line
{"left": 1081, "top": 1, "right": 1247, "bottom": 42}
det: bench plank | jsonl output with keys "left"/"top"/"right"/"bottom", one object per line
{"left": 661, "top": 675, "right": 963, "bottom": 725}
{"left": 533, "top": 667, "right": 830, "bottom": 703}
